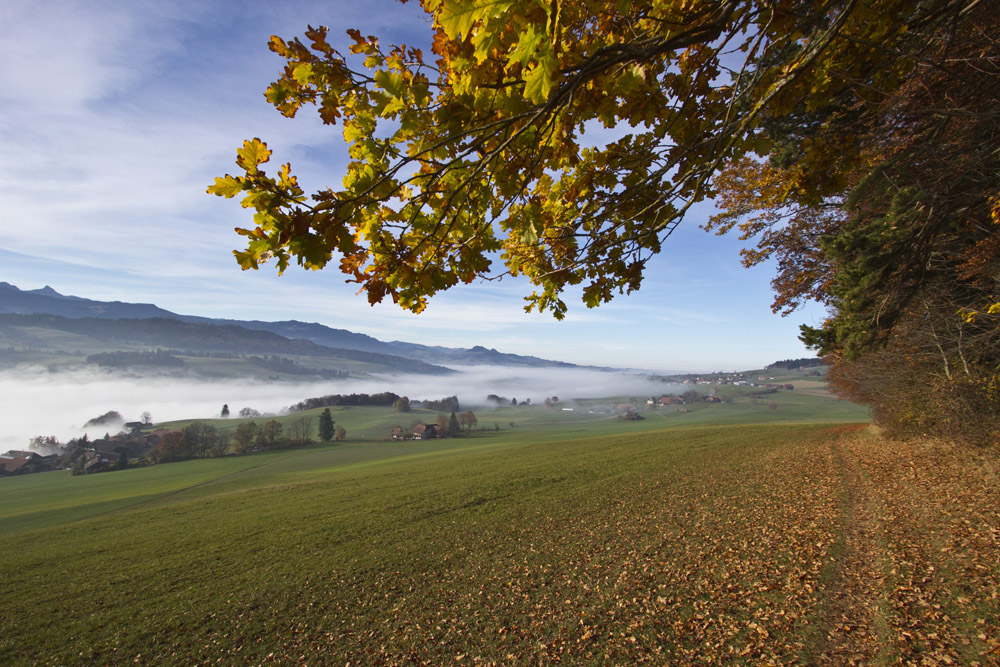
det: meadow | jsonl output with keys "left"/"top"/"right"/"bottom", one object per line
{"left": 1, "top": 385, "right": 997, "bottom": 665}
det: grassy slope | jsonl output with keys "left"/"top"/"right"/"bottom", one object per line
{"left": 2, "top": 414, "right": 997, "bottom": 665}
{"left": 161, "top": 382, "right": 870, "bottom": 441}
{"left": 0, "top": 390, "right": 870, "bottom": 536}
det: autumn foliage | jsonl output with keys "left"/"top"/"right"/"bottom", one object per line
{"left": 211, "top": 0, "right": 999, "bottom": 443}
{"left": 710, "top": 1, "right": 1000, "bottom": 444}
{"left": 210, "top": 1, "right": 967, "bottom": 316}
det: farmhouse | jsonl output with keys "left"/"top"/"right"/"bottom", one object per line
{"left": 411, "top": 424, "right": 439, "bottom": 440}
{"left": 0, "top": 451, "right": 58, "bottom": 476}
{"left": 393, "top": 424, "right": 440, "bottom": 440}
{"left": 82, "top": 449, "right": 120, "bottom": 473}
{"left": 658, "top": 396, "right": 686, "bottom": 406}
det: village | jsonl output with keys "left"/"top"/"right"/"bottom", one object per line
{"left": 1, "top": 375, "right": 807, "bottom": 478}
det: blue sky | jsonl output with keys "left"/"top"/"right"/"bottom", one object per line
{"left": 0, "top": 0, "right": 827, "bottom": 371}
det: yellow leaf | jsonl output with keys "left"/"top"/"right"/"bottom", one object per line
{"left": 236, "top": 138, "right": 271, "bottom": 173}
{"left": 207, "top": 175, "right": 244, "bottom": 198}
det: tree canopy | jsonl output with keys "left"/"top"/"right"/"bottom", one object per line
{"left": 707, "top": 1, "right": 1000, "bottom": 442}
{"left": 211, "top": 0, "right": 998, "bottom": 441}
{"left": 211, "top": 0, "right": 972, "bottom": 317}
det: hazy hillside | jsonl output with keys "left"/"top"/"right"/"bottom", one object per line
{"left": 0, "top": 282, "right": 179, "bottom": 320}
{"left": 0, "top": 313, "right": 452, "bottom": 376}
{"left": 0, "top": 282, "right": 580, "bottom": 369}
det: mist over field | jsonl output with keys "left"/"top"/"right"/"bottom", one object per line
{"left": 0, "top": 365, "right": 676, "bottom": 452}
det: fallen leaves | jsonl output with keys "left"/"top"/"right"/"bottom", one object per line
{"left": 2, "top": 424, "right": 997, "bottom": 665}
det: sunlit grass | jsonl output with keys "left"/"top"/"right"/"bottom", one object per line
{"left": 1, "top": 416, "right": 995, "bottom": 665}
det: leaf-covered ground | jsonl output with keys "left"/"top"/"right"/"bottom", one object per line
{"left": 820, "top": 430, "right": 1000, "bottom": 665}
{"left": 1, "top": 423, "right": 997, "bottom": 665}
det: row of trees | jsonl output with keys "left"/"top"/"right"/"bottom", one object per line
{"left": 486, "top": 395, "right": 531, "bottom": 406}
{"left": 706, "top": 2, "right": 1000, "bottom": 444}
{"left": 287, "top": 392, "right": 401, "bottom": 412}
{"left": 153, "top": 422, "right": 229, "bottom": 462}
{"left": 86, "top": 350, "right": 185, "bottom": 368}
{"left": 156, "top": 409, "right": 346, "bottom": 462}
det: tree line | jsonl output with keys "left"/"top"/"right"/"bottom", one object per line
{"left": 288, "top": 392, "right": 460, "bottom": 413}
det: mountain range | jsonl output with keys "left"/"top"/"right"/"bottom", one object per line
{"left": 0, "top": 282, "right": 580, "bottom": 374}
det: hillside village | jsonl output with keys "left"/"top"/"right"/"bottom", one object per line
{"left": 1, "top": 374, "right": 813, "bottom": 478}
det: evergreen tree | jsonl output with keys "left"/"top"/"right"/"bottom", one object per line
{"left": 318, "top": 408, "right": 335, "bottom": 442}
{"left": 449, "top": 412, "right": 460, "bottom": 437}
{"left": 221, "top": 403, "right": 230, "bottom": 418}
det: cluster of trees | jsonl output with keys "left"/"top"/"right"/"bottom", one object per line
{"left": 288, "top": 392, "right": 460, "bottom": 414}
{"left": 86, "top": 350, "right": 185, "bottom": 368}
{"left": 766, "top": 358, "right": 825, "bottom": 371}
{"left": 707, "top": 2, "right": 1000, "bottom": 444}
{"left": 153, "top": 422, "right": 229, "bottom": 462}
{"left": 392, "top": 395, "right": 464, "bottom": 414}
{"left": 486, "top": 395, "right": 529, "bottom": 406}
{"left": 159, "top": 413, "right": 345, "bottom": 461}
{"left": 411, "top": 395, "right": 460, "bottom": 412}
{"left": 245, "top": 355, "right": 347, "bottom": 378}
{"left": 287, "top": 392, "right": 401, "bottom": 412}
{"left": 81, "top": 409, "right": 151, "bottom": 429}
{"left": 212, "top": 1, "right": 999, "bottom": 445}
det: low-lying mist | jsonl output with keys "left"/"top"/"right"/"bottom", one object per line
{"left": 0, "top": 365, "right": 676, "bottom": 452}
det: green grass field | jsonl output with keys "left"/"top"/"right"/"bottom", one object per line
{"left": 2, "top": 391, "right": 996, "bottom": 665}
{"left": 159, "top": 381, "right": 870, "bottom": 443}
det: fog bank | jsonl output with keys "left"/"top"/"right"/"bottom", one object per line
{"left": 0, "top": 365, "right": 674, "bottom": 452}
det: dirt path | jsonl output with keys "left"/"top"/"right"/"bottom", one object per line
{"left": 809, "top": 428, "right": 1000, "bottom": 666}
{"left": 811, "top": 432, "right": 886, "bottom": 664}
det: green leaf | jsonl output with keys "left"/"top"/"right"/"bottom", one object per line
{"left": 343, "top": 123, "right": 367, "bottom": 143}
{"left": 381, "top": 96, "right": 407, "bottom": 118}
{"left": 507, "top": 24, "right": 545, "bottom": 70}
{"left": 374, "top": 69, "right": 405, "bottom": 99}
{"left": 523, "top": 54, "right": 558, "bottom": 104}
{"left": 439, "top": 0, "right": 514, "bottom": 40}
{"left": 438, "top": 1, "right": 482, "bottom": 40}
{"left": 471, "top": 19, "right": 504, "bottom": 64}
{"left": 292, "top": 63, "right": 313, "bottom": 85}
{"left": 520, "top": 222, "right": 538, "bottom": 245}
